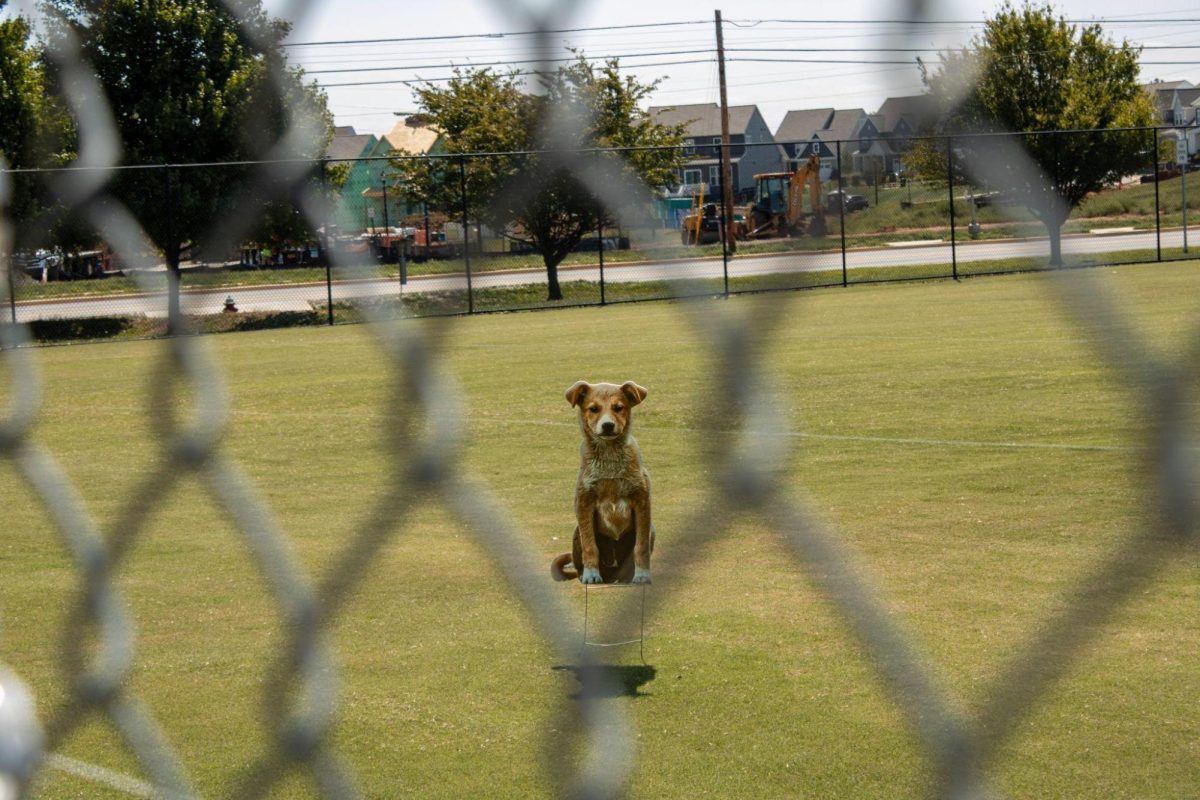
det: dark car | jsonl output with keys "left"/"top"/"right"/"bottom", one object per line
{"left": 826, "top": 191, "right": 869, "bottom": 213}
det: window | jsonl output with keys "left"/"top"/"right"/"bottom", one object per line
{"left": 684, "top": 140, "right": 695, "bottom": 155}
{"left": 709, "top": 165, "right": 721, "bottom": 184}
{"left": 712, "top": 137, "right": 722, "bottom": 145}
{"left": 683, "top": 168, "right": 703, "bottom": 185}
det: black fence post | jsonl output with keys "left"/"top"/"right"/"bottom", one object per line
{"left": 321, "top": 160, "right": 334, "bottom": 326}
{"left": 719, "top": 141, "right": 730, "bottom": 297}
{"left": 947, "top": 135, "right": 957, "bottom": 281}
{"left": 837, "top": 140, "right": 848, "bottom": 287}
{"left": 459, "top": 156, "right": 474, "bottom": 314}
{"left": 597, "top": 221, "right": 606, "bottom": 305}
{"left": 165, "top": 164, "right": 181, "bottom": 333}
{"left": 1152, "top": 128, "right": 1162, "bottom": 262}
{"left": 6, "top": 245, "right": 15, "bottom": 325}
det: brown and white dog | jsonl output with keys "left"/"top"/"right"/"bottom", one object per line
{"left": 551, "top": 381, "right": 654, "bottom": 584}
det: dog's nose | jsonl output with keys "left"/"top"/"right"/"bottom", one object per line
{"left": 601, "top": 420, "right": 615, "bottom": 435}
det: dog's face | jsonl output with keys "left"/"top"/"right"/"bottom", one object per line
{"left": 565, "top": 381, "right": 647, "bottom": 442}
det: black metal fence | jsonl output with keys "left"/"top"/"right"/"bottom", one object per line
{"left": 2, "top": 126, "right": 1196, "bottom": 340}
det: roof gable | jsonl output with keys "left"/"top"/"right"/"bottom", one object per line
{"left": 381, "top": 116, "right": 442, "bottom": 156}
{"left": 875, "top": 94, "right": 938, "bottom": 133}
{"left": 325, "top": 131, "right": 378, "bottom": 161}
{"left": 774, "top": 108, "right": 834, "bottom": 142}
{"left": 647, "top": 103, "right": 762, "bottom": 137}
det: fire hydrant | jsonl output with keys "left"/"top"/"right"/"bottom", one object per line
{"left": 223, "top": 295, "right": 238, "bottom": 313}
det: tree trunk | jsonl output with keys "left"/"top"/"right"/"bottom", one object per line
{"left": 1045, "top": 216, "right": 1066, "bottom": 267}
{"left": 166, "top": 243, "right": 182, "bottom": 335}
{"left": 545, "top": 256, "right": 563, "bottom": 301}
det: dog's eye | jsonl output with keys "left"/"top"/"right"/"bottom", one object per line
{"left": 588, "top": 404, "right": 600, "bottom": 413}
{"left": 612, "top": 403, "right": 624, "bottom": 412}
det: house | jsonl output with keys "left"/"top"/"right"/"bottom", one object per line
{"left": 325, "top": 126, "right": 380, "bottom": 233}
{"left": 360, "top": 115, "right": 446, "bottom": 225}
{"left": 1145, "top": 81, "right": 1200, "bottom": 161}
{"left": 647, "top": 103, "right": 784, "bottom": 200}
{"left": 774, "top": 107, "right": 870, "bottom": 178}
{"left": 869, "top": 95, "right": 941, "bottom": 176}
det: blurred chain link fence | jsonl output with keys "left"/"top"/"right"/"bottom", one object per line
{"left": 1, "top": 0, "right": 1197, "bottom": 798}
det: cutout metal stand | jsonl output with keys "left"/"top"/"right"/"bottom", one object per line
{"left": 582, "top": 583, "right": 648, "bottom": 664}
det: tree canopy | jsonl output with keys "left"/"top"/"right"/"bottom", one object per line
{"left": 394, "top": 56, "right": 685, "bottom": 300}
{"left": 919, "top": 1, "right": 1155, "bottom": 264}
{"left": 43, "top": 0, "right": 334, "bottom": 321}
{"left": 0, "top": 3, "right": 72, "bottom": 224}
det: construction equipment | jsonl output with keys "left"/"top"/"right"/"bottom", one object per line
{"left": 679, "top": 182, "right": 720, "bottom": 245}
{"left": 677, "top": 154, "right": 826, "bottom": 244}
{"left": 745, "top": 153, "right": 825, "bottom": 239}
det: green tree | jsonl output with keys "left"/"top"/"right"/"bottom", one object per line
{"left": 396, "top": 57, "right": 685, "bottom": 301}
{"left": 920, "top": 1, "right": 1154, "bottom": 265}
{"left": 43, "top": 0, "right": 333, "bottom": 323}
{"left": 0, "top": 4, "right": 72, "bottom": 222}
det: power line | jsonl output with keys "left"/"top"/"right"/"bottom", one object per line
{"left": 304, "top": 49, "right": 713, "bottom": 75}
{"left": 283, "top": 20, "right": 709, "bottom": 48}
{"left": 284, "top": 15, "right": 1200, "bottom": 50}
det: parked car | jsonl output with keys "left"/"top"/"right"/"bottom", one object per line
{"left": 826, "top": 191, "right": 869, "bottom": 213}
{"left": 1139, "top": 167, "right": 1181, "bottom": 184}
{"left": 971, "top": 190, "right": 1019, "bottom": 207}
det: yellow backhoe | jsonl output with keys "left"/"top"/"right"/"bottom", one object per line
{"left": 678, "top": 154, "right": 826, "bottom": 244}
{"left": 745, "top": 153, "right": 825, "bottom": 239}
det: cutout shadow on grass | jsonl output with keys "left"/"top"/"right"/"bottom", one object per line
{"left": 552, "top": 664, "right": 657, "bottom": 699}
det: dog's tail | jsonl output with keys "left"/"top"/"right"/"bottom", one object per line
{"left": 551, "top": 552, "right": 577, "bottom": 582}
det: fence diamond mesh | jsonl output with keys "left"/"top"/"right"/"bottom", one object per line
{"left": 1, "top": 0, "right": 1197, "bottom": 798}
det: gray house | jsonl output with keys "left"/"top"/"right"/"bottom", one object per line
{"left": 1145, "top": 82, "right": 1200, "bottom": 159}
{"left": 774, "top": 108, "right": 870, "bottom": 178}
{"left": 648, "top": 103, "right": 784, "bottom": 200}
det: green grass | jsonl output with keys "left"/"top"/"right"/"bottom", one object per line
{"left": 4, "top": 264, "right": 1199, "bottom": 798}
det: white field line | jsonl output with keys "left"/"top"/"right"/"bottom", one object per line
{"left": 482, "top": 418, "right": 1136, "bottom": 453}
{"left": 45, "top": 754, "right": 161, "bottom": 798}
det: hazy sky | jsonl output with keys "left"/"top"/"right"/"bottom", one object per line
{"left": 265, "top": 0, "right": 1200, "bottom": 136}
{"left": 11, "top": 0, "right": 1199, "bottom": 136}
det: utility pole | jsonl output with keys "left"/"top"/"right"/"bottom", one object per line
{"left": 715, "top": 9, "right": 736, "bottom": 254}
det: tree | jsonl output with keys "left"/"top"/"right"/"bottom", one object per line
{"left": 0, "top": 4, "right": 72, "bottom": 223}
{"left": 919, "top": 2, "right": 1154, "bottom": 265}
{"left": 395, "top": 57, "right": 685, "bottom": 300}
{"left": 43, "top": 0, "right": 334, "bottom": 323}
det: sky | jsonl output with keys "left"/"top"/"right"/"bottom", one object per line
{"left": 264, "top": 0, "right": 1200, "bottom": 138}
{"left": 7, "top": 0, "right": 1197, "bottom": 137}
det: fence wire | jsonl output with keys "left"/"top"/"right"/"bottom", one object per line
{"left": 0, "top": 0, "right": 1196, "bottom": 798}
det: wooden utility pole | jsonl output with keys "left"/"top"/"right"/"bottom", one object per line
{"left": 715, "top": 9, "right": 736, "bottom": 254}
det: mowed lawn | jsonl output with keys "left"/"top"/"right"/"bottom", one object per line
{"left": 3, "top": 264, "right": 1198, "bottom": 799}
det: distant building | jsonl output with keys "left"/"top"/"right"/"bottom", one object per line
{"left": 325, "top": 126, "right": 380, "bottom": 233}
{"left": 774, "top": 108, "right": 870, "bottom": 178}
{"left": 328, "top": 117, "right": 445, "bottom": 233}
{"left": 647, "top": 103, "right": 784, "bottom": 200}
{"left": 1142, "top": 80, "right": 1200, "bottom": 161}
{"left": 870, "top": 94, "right": 941, "bottom": 177}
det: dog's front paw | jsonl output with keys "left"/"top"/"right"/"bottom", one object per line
{"left": 632, "top": 567, "right": 651, "bottom": 584}
{"left": 580, "top": 567, "right": 602, "bottom": 584}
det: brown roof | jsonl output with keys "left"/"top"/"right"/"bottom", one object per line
{"left": 774, "top": 108, "right": 834, "bottom": 143}
{"left": 325, "top": 130, "right": 377, "bottom": 161}
{"left": 874, "top": 94, "right": 938, "bottom": 133}
{"left": 647, "top": 103, "right": 760, "bottom": 137}
{"left": 824, "top": 109, "right": 867, "bottom": 141}
{"left": 381, "top": 116, "right": 441, "bottom": 155}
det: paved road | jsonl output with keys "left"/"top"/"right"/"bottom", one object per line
{"left": 8, "top": 228, "right": 1191, "bottom": 323}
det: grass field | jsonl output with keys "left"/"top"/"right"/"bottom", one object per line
{"left": 4, "top": 263, "right": 1199, "bottom": 798}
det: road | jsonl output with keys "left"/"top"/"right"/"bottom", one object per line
{"left": 7, "top": 228, "right": 1191, "bottom": 323}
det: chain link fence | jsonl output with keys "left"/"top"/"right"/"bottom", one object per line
{"left": 4, "top": 126, "right": 1198, "bottom": 339}
{"left": 1, "top": 0, "right": 1198, "bottom": 797}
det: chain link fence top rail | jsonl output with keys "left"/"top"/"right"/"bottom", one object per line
{"left": 1, "top": 0, "right": 1197, "bottom": 798}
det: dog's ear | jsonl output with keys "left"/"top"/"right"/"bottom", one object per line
{"left": 565, "top": 381, "right": 591, "bottom": 407}
{"left": 620, "top": 381, "right": 648, "bottom": 406}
